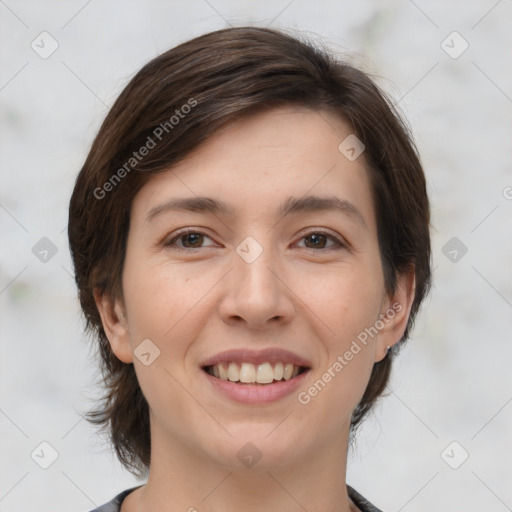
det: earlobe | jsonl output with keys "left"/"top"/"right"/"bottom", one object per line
{"left": 93, "top": 288, "right": 133, "bottom": 364}
{"left": 374, "top": 269, "right": 416, "bottom": 362}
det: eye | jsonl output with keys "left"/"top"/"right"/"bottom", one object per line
{"left": 164, "top": 229, "right": 216, "bottom": 250}
{"left": 296, "top": 230, "right": 346, "bottom": 250}
{"left": 163, "top": 228, "right": 347, "bottom": 251}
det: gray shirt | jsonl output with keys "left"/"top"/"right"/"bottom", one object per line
{"left": 88, "top": 485, "right": 384, "bottom": 512}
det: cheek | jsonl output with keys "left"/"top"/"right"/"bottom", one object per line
{"left": 122, "top": 260, "right": 201, "bottom": 339}
{"left": 295, "top": 265, "right": 383, "bottom": 417}
{"left": 123, "top": 273, "right": 168, "bottom": 339}
{"left": 121, "top": 264, "right": 204, "bottom": 408}
{"left": 304, "top": 262, "right": 385, "bottom": 340}
{"left": 120, "top": 260, "right": 219, "bottom": 396}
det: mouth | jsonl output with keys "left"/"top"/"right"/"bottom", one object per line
{"left": 202, "top": 362, "right": 309, "bottom": 385}
{"left": 200, "top": 348, "right": 312, "bottom": 404}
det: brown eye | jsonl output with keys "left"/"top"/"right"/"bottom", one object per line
{"left": 298, "top": 231, "right": 345, "bottom": 250}
{"left": 164, "top": 230, "right": 215, "bottom": 250}
{"left": 180, "top": 233, "right": 204, "bottom": 248}
{"left": 304, "top": 233, "right": 328, "bottom": 249}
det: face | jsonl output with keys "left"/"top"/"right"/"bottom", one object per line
{"left": 97, "top": 106, "right": 414, "bottom": 471}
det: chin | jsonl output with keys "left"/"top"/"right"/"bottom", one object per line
{"left": 200, "top": 423, "right": 307, "bottom": 470}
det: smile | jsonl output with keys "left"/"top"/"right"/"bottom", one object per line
{"left": 204, "top": 362, "right": 306, "bottom": 384}
{"left": 200, "top": 348, "right": 312, "bottom": 403}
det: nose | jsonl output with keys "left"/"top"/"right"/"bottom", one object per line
{"left": 218, "top": 239, "right": 295, "bottom": 330}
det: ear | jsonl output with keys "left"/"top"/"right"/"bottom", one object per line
{"left": 93, "top": 288, "right": 133, "bottom": 364}
{"left": 374, "top": 268, "right": 416, "bottom": 362}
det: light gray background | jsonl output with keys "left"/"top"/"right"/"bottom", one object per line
{"left": 1, "top": 1, "right": 511, "bottom": 511}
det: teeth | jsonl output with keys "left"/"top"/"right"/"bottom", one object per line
{"left": 283, "top": 363, "right": 294, "bottom": 380}
{"left": 227, "top": 362, "right": 239, "bottom": 382}
{"left": 240, "top": 363, "right": 256, "bottom": 383}
{"left": 208, "top": 362, "right": 304, "bottom": 384}
{"left": 273, "top": 362, "right": 284, "bottom": 380}
{"left": 218, "top": 363, "right": 228, "bottom": 380}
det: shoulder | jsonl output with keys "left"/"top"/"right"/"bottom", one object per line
{"left": 87, "top": 486, "right": 143, "bottom": 512}
{"left": 347, "top": 484, "right": 384, "bottom": 512}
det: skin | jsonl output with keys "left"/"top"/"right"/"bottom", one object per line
{"left": 96, "top": 106, "right": 415, "bottom": 512}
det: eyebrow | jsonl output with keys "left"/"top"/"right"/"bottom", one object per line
{"left": 145, "top": 195, "right": 368, "bottom": 229}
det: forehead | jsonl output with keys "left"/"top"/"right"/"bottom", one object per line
{"left": 132, "top": 106, "right": 376, "bottom": 231}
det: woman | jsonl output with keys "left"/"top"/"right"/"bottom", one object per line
{"left": 68, "top": 26, "right": 431, "bottom": 512}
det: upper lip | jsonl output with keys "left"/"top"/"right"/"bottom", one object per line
{"left": 201, "top": 348, "right": 312, "bottom": 368}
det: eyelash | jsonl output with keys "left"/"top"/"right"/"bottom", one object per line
{"left": 163, "top": 228, "right": 347, "bottom": 252}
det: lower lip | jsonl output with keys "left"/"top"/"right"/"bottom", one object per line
{"left": 202, "top": 369, "right": 310, "bottom": 404}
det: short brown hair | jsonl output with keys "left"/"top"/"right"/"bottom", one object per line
{"left": 68, "top": 26, "right": 431, "bottom": 477}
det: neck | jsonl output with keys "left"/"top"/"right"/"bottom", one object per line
{"left": 125, "top": 420, "right": 358, "bottom": 512}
